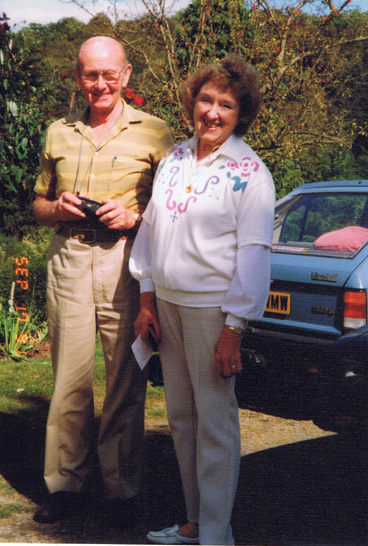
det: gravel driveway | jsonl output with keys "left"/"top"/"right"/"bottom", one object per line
{"left": 2, "top": 404, "right": 367, "bottom": 545}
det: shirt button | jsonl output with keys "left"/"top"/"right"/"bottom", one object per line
{"left": 95, "top": 152, "right": 99, "bottom": 155}
{"left": 91, "top": 174, "right": 95, "bottom": 178}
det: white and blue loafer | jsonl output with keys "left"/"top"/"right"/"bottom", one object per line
{"left": 147, "top": 524, "right": 199, "bottom": 544}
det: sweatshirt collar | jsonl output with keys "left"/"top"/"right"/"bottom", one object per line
{"left": 188, "top": 133, "right": 249, "bottom": 164}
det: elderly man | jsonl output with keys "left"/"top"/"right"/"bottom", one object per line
{"left": 32, "top": 36, "right": 173, "bottom": 524}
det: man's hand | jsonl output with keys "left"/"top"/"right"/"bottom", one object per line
{"left": 96, "top": 198, "right": 136, "bottom": 230}
{"left": 215, "top": 326, "right": 243, "bottom": 378}
{"left": 55, "top": 192, "right": 87, "bottom": 222}
{"left": 33, "top": 192, "right": 86, "bottom": 227}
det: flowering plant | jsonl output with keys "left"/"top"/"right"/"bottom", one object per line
{"left": 124, "top": 88, "right": 144, "bottom": 107}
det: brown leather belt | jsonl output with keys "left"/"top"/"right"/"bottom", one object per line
{"left": 57, "top": 224, "right": 135, "bottom": 244}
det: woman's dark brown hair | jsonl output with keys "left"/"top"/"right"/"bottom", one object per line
{"left": 182, "top": 55, "right": 261, "bottom": 137}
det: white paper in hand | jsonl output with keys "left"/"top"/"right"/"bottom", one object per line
{"left": 132, "top": 335, "right": 155, "bottom": 370}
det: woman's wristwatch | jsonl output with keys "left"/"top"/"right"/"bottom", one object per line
{"left": 224, "top": 325, "right": 243, "bottom": 336}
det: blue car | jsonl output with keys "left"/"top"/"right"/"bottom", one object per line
{"left": 237, "top": 180, "right": 368, "bottom": 432}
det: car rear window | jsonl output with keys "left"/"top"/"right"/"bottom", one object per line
{"left": 273, "top": 193, "right": 368, "bottom": 257}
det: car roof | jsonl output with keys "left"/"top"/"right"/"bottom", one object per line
{"left": 276, "top": 180, "right": 368, "bottom": 206}
{"left": 295, "top": 180, "right": 368, "bottom": 191}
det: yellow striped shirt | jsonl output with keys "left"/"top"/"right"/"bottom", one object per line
{"left": 34, "top": 99, "right": 174, "bottom": 210}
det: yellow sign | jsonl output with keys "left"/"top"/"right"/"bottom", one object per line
{"left": 265, "top": 291, "right": 291, "bottom": 314}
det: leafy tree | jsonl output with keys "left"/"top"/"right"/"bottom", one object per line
{"left": 20, "top": 18, "right": 87, "bottom": 117}
{"left": 243, "top": 3, "right": 368, "bottom": 192}
{"left": 113, "top": 0, "right": 257, "bottom": 140}
{"left": 0, "top": 14, "right": 48, "bottom": 237}
{"left": 175, "top": 0, "right": 253, "bottom": 71}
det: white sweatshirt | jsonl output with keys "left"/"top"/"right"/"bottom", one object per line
{"left": 129, "top": 134, "right": 275, "bottom": 329}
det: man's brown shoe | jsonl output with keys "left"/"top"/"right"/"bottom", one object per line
{"left": 33, "top": 491, "right": 80, "bottom": 523}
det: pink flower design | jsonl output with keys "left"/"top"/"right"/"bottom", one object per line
{"left": 173, "top": 146, "right": 185, "bottom": 158}
{"left": 239, "top": 157, "right": 259, "bottom": 177}
{"left": 227, "top": 160, "right": 239, "bottom": 170}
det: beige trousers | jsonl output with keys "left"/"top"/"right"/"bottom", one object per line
{"left": 44, "top": 234, "right": 146, "bottom": 498}
{"left": 157, "top": 299, "right": 241, "bottom": 546}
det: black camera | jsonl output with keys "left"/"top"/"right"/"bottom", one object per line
{"left": 75, "top": 196, "right": 102, "bottom": 217}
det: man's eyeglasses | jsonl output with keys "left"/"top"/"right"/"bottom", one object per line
{"left": 79, "top": 66, "right": 126, "bottom": 84}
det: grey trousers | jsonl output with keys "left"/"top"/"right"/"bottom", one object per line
{"left": 157, "top": 299, "right": 241, "bottom": 546}
{"left": 44, "top": 234, "right": 146, "bottom": 498}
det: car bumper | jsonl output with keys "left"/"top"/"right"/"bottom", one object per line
{"left": 237, "top": 326, "right": 368, "bottom": 433}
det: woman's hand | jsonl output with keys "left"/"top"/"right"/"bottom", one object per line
{"left": 215, "top": 326, "right": 243, "bottom": 378}
{"left": 134, "top": 292, "right": 160, "bottom": 347}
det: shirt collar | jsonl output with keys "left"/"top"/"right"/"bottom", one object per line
{"left": 63, "top": 98, "right": 141, "bottom": 133}
{"left": 188, "top": 133, "right": 247, "bottom": 164}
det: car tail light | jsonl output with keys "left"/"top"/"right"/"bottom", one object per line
{"left": 343, "top": 290, "right": 367, "bottom": 332}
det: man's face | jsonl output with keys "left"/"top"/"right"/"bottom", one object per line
{"left": 76, "top": 40, "right": 132, "bottom": 117}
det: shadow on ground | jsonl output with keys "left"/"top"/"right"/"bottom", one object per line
{"left": 0, "top": 400, "right": 368, "bottom": 545}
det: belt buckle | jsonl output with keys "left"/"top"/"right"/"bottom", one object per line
{"left": 78, "top": 229, "right": 96, "bottom": 244}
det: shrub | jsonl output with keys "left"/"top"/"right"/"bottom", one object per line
{"left": 0, "top": 227, "right": 52, "bottom": 324}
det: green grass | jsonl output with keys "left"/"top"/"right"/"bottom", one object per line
{"left": 0, "top": 477, "right": 32, "bottom": 521}
{"left": 145, "top": 380, "right": 166, "bottom": 418}
{"left": 0, "top": 503, "right": 23, "bottom": 519}
{"left": 0, "top": 359, "right": 54, "bottom": 415}
{"left": 0, "top": 476, "right": 16, "bottom": 495}
{"left": 0, "top": 334, "right": 168, "bottom": 424}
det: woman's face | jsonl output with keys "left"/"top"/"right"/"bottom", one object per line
{"left": 193, "top": 82, "right": 240, "bottom": 159}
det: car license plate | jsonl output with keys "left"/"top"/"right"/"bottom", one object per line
{"left": 265, "top": 291, "right": 291, "bottom": 314}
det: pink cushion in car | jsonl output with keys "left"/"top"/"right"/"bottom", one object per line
{"left": 313, "top": 226, "right": 368, "bottom": 252}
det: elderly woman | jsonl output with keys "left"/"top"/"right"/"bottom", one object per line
{"left": 129, "top": 55, "right": 275, "bottom": 545}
